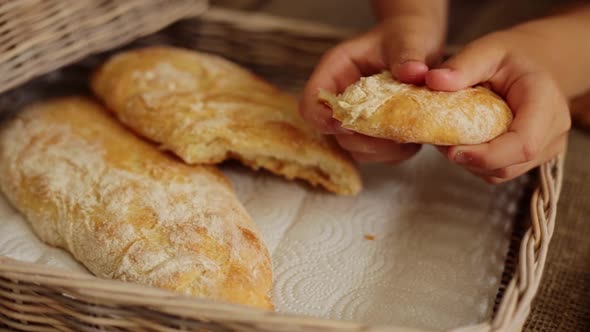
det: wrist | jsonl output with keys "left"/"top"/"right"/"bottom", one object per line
{"left": 370, "top": 0, "right": 448, "bottom": 26}
{"left": 497, "top": 8, "right": 590, "bottom": 98}
{"left": 377, "top": 9, "right": 447, "bottom": 54}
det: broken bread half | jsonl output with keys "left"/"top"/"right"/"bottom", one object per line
{"left": 319, "top": 71, "right": 513, "bottom": 146}
{"left": 0, "top": 97, "right": 273, "bottom": 309}
{"left": 91, "top": 46, "right": 362, "bottom": 195}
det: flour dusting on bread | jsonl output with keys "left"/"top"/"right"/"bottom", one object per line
{"left": 320, "top": 71, "right": 512, "bottom": 145}
{"left": 0, "top": 97, "right": 273, "bottom": 309}
{"left": 91, "top": 46, "right": 362, "bottom": 196}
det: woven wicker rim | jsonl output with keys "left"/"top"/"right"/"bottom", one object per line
{"left": 0, "top": 0, "right": 208, "bottom": 96}
{"left": 0, "top": 154, "right": 562, "bottom": 332}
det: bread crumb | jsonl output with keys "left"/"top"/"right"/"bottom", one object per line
{"left": 364, "top": 234, "right": 375, "bottom": 241}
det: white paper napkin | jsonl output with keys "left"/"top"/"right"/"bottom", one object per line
{"left": 0, "top": 146, "right": 524, "bottom": 331}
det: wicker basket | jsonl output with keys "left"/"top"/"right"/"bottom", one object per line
{"left": 0, "top": 2, "right": 564, "bottom": 332}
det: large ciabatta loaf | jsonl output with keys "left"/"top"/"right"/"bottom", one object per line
{"left": 91, "top": 46, "right": 362, "bottom": 196}
{"left": 319, "top": 71, "right": 513, "bottom": 145}
{"left": 0, "top": 97, "right": 273, "bottom": 309}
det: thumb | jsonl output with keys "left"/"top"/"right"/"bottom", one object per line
{"left": 425, "top": 37, "right": 507, "bottom": 91}
{"left": 381, "top": 18, "right": 445, "bottom": 84}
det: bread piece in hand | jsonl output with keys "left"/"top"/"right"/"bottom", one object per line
{"left": 319, "top": 71, "right": 513, "bottom": 145}
{"left": 91, "top": 46, "right": 361, "bottom": 196}
{"left": 0, "top": 97, "right": 273, "bottom": 309}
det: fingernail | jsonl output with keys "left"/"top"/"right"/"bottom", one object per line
{"left": 326, "top": 118, "right": 354, "bottom": 135}
{"left": 430, "top": 68, "right": 452, "bottom": 74}
{"left": 321, "top": 127, "right": 353, "bottom": 135}
{"left": 335, "top": 127, "right": 354, "bottom": 135}
{"left": 398, "top": 60, "right": 424, "bottom": 66}
{"left": 454, "top": 151, "right": 473, "bottom": 165}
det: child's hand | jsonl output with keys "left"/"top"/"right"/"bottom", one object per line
{"left": 299, "top": 11, "right": 445, "bottom": 163}
{"left": 425, "top": 31, "right": 571, "bottom": 183}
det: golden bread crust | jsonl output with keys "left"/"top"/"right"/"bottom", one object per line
{"left": 319, "top": 72, "right": 513, "bottom": 145}
{"left": 91, "top": 46, "right": 362, "bottom": 195}
{"left": 0, "top": 97, "right": 273, "bottom": 309}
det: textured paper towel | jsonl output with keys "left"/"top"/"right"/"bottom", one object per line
{"left": 0, "top": 146, "right": 524, "bottom": 331}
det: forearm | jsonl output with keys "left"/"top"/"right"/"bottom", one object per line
{"left": 370, "top": 0, "right": 448, "bottom": 59}
{"left": 505, "top": 5, "right": 590, "bottom": 98}
{"left": 370, "top": 0, "right": 448, "bottom": 24}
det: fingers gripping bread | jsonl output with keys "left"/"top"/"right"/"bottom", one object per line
{"left": 319, "top": 72, "right": 513, "bottom": 145}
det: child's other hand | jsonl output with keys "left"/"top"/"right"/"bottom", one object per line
{"left": 426, "top": 32, "right": 571, "bottom": 184}
{"left": 299, "top": 14, "right": 444, "bottom": 163}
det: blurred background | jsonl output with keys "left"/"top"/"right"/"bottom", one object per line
{"left": 210, "top": 0, "right": 563, "bottom": 45}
